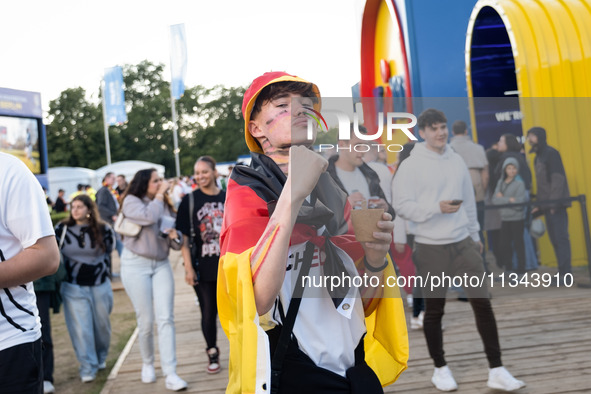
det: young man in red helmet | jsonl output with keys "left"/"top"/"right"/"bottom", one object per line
{"left": 217, "top": 72, "right": 408, "bottom": 393}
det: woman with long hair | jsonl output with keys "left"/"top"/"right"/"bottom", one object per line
{"left": 176, "top": 156, "right": 225, "bottom": 374}
{"left": 118, "top": 168, "right": 187, "bottom": 391}
{"left": 57, "top": 194, "right": 114, "bottom": 383}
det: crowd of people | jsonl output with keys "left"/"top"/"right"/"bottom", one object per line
{"left": 0, "top": 70, "right": 575, "bottom": 394}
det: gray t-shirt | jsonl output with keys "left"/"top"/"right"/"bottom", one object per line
{"left": 450, "top": 135, "right": 488, "bottom": 169}
{"left": 450, "top": 135, "right": 489, "bottom": 201}
{"left": 335, "top": 167, "right": 371, "bottom": 199}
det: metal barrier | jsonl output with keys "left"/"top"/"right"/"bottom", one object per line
{"left": 481, "top": 195, "right": 591, "bottom": 287}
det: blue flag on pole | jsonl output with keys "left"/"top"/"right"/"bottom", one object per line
{"left": 103, "top": 66, "right": 127, "bottom": 125}
{"left": 169, "top": 23, "right": 187, "bottom": 100}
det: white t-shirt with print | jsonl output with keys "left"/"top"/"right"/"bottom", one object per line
{"left": 0, "top": 153, "right": 55, "bottom": 351}
{"left": 261, "top": 236, "right": 366, "bottom": 377}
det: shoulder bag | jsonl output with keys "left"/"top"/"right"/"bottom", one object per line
{"left": 114, "top": 212, "right": 141, "bottom": 237}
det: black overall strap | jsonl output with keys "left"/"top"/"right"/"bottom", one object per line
{"left": 189, "top": 191, "right": 195, "bottom": 244}
{"left": 188, "top": 192, "right": 199, "bottom": 279}
{"left": 270, "top": 241, "right": 315, "bottom": 394}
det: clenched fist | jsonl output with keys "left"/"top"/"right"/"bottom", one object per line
{"left": 288, "top": 146, "right": 328, "bottom": 201}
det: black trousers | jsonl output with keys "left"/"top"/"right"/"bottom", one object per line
{"left": 499, "top": 220, "right": 526, "bottom": 274}
{"left": 545, "top": 208, "right": 572, "bottom": 276}
{"left": 413, "top": 237, "right": 502, "bottom": 368}
{"left": 193, "top": 280, "right": 218, "bottom": 350}
{"left": 269, "top": 329, "right": 383, "bottom": 394}
{"left": 0, "top": 338, "right": 43, "bottom": 394}
{"left": 278, "top": 338, "right": 351, "bottom": 394}
{"left": 36, "top": 291, "right": 54, "bottom": 383}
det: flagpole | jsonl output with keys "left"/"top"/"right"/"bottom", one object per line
{"left": 170, "top": 95, "right": 181, "bottom": 178}
{"left": 169, "top": 23, "right": 186, "bottom": 179}
{"left": 101, "top": 80, "right": 112, "bottom": 165}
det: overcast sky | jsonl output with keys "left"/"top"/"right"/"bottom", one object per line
{"left": 1, "top": 0, "right": 365, "bottom": 113}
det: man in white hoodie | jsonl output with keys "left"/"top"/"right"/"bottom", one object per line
{"left": 392, "top": 109, "right": 525, "bottom": 392}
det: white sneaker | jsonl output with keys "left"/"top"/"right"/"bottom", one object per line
{"left": 165, "top": 373, "right": 188, "bottom": 391}
{"left": 99, "top": 361, "right": 107, "bottom": 370}
{"left": 43, "top": 380, "right": 55, "bottom": 394}
{"left": 410, "top": 311, "right": 424, "bottom": 330}
{"left": 81, "top": 375, "right": 95, "bottom": 383}
{"left": 487, "top": 366, "right": 525, "bottom": 391}
{"left": 141, "top": 363, "right": 156, "bottom": 383}
{"left": 432, "top": 365, "right": 458, "bottom": 391}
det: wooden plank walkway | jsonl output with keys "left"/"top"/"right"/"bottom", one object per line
{"left": 386, "top": 285, "right": 591, "bottom": 393}
{"left": 103, "top": 254, "right": 591, "bottom": 393}
{"left": 102, "top": 250, "right": 230, "bottom": 393}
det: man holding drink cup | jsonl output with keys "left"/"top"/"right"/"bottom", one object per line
{"left": 217, "top": 72, "right": 408, "bottom": 393}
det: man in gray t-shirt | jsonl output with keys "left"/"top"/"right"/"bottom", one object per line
{"left": 450, "top": 121, "right": 488, "bottom": 203}
{"left": 326, "top": 128, "right": 394, "bottom": 217}
{"left": 450, "top": 120, "right": 489, "bottom": 269}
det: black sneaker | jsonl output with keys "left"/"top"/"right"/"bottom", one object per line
{"left": 206, "top": 347, "right": 220, "bottom": 374}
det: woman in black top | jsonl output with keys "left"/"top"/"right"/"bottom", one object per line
{"left": 176, "top": 156, "right": 225, "bottom": 374}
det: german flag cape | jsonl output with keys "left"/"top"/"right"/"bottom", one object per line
{"left": 218, "top": 153, "right": 408, "bottom": 394}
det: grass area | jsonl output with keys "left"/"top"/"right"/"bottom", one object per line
{"left": 50, "top": 281, "right": 136, "bottom": 394}
{"left": 51, "top": 211, "right": 69, "bottom": 226}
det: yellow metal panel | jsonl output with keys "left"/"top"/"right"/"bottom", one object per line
{"left": 467, "top": 0, "right": 591, "bottom": 267}
{"left": 566, "top": 0, "right": 591, "bottom": 94}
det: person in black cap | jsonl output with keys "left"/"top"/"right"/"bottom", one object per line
{"left": 527, "top": 127, "right": 572, "bottom": 282}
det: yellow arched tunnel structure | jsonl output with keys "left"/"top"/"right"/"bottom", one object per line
{"left": 466, "top": 0, "right": 591, "bottom": 267}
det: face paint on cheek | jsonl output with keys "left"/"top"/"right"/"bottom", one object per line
{"left": 267, "top": 148, "right": 289, "bottom": 174}
{"left": 259, "top": 137, "right": 290, "bottom": 173}
{"left": 269, "top": 153, "right": 288, "bottom": 164}
{"left": 267, "top": 149, "right": 289, "bottom": 163}
{"left": 266, "top": 111, "right": 289, "bottom": 133}
{"left": 260, "top": 139, "right": 274, "bottom": 153}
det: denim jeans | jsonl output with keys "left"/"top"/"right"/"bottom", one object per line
{"left": 511, "top": 190, "right": 539, "bottom": 271}
{"left": 61, "top": 280, "right": 113, "bottom": 378}
{"left": 120, "top": 249, "right": 177, "bottom": 375}
{"left": 115, "top": 233, "right": 124, "bottom": 258}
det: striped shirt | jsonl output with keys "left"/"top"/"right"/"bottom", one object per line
{"left": 0, "top": 153, "right": 55, "bottom": 351}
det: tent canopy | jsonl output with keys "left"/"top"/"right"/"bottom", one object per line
{"left": 48, "top": 167, "right": 100, "bottom": 199}
{"left": 95, "top": 160, "right": 166, "bottom": 183}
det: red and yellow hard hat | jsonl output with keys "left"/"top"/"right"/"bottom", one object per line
{"left": 242, "top": 71, "right": 321, "bottom": 153}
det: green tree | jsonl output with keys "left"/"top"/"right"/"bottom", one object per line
{"left": 110, "top": 61, "right": 176, "bottom": 173}
{"left": 46, "top": 60, "right": 249, "bottom": 176}
{"left": 46, "top": 87, "right": 114, "bottom": 169}
{"left": 179, "top": 85, "right": 248, "bottom": 173}
{"left": 314, "top": 126, "right": 339, "bottom": 145}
